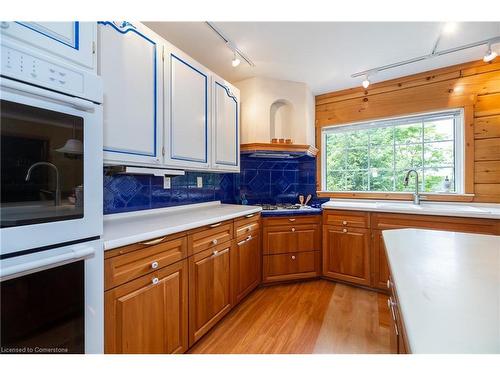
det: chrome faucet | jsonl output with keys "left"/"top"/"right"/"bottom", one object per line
{"left": 25, "top": 162, "right": 61, "bottom": 206}
{"left": 404, "top": 169, "right": 421, "bottom": 205}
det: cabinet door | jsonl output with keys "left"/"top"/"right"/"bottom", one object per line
{"left": 105, "top": 260, "right": 188, "bottom": 354}
{"left": 189, "top": 243, "right": 232, "bottom": 345}
{"left": 1, "top": 21, "right": 95, "bottom": 69}
{"left": 98, "top": 21, "right": 162, "bottom": 166}
{"left": 322, "top": 226, "right": 371, "bottom": 286}
{"left": 164, "top": 45, "right": 210, "bottom": 170}
{"left": 212, "top": 75, "right": 239, "bottom": 172}
{"left": 233, "top": 233, "right": 261, "bottom": 303}
{"left": 371, "top": 230, "right": 390, "bottom": 291}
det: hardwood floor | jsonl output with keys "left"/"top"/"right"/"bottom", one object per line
{"left": 189, "top": 280, "right": 391, "bottom": 354}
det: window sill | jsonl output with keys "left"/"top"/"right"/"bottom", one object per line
{"left": 316, "top": 191, "right": 475, "bottom": 202}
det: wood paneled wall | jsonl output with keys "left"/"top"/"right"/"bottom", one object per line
{"left": 315, "top": 60, "right": 500, "bottom": 203}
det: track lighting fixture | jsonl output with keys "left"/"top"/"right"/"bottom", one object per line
{"left": 362, "top": 76, "right": 370, "bottom": 89}
{"left": 231, "top": 51, "right": 241, "bottom": 67}
{"left": 483, "top": 43, "right": 498, "bottom": 62}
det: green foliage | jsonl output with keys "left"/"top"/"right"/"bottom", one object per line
{"left": 325, "top": 120, "right": 455, "bottom": 193}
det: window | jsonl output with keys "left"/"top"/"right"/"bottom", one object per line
{"left": 322, "top": 109, "right": 464, "bottom": 194}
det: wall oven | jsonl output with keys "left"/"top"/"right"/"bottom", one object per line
{"left": 0, "top": 76, "right": 103, "bottom": 353}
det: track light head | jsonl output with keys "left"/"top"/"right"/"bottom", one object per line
{"left": 362, "top": 77, "right": 370, "bottom": 89}
{"left": 231, "top": 51, "right": 241, "bottom": 67}
{"left": 483, "top": 44, "right": 498, "bottom": 63}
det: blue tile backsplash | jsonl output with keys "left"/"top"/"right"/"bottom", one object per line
{"left": 103, "top": 153, "right": 325, "bottom": 215}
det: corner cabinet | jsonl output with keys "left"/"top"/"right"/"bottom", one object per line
{"left": 163, "top": 46, "right": 211, "bottom": 169}
{"left": 98, "top": 21, "right": 163, "bottom": 166}
{"left": 0, "top": 21, "right": 95, "bottom": 70}
{"left": 211, "top": 75, "right": 240, "bottom": 172}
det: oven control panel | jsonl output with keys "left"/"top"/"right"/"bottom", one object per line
{"left": 1, "top": 44, "right": 84, "bottom": 95}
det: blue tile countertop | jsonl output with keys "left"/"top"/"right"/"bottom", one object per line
{"left": 260, "top": 207, "right": 322, "bottom": 217}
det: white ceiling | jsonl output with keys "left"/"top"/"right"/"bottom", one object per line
{"left": 144, "top": 22, "right": 500, "bottom": 95}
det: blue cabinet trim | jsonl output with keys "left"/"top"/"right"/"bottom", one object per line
{"left": 170, "top": 53, "right": 208, "bottom": 164}
{"left": 98, "top": 21, "right": 158, "bottom": 158}
{"left": 214, "top": 81, "right": 238, "bottom": 166}
{"left": 15, "top": 22, "right": 80, "bottom": 50}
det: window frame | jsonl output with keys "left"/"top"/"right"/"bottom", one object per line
{"left": 321, "top": 108, "right": 465, "bottom": 194}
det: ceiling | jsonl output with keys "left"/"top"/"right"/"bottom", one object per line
{"left": 144, "top": 22, "right": 500, "bottom": 95}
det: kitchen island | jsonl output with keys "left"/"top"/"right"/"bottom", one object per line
{"left": 383, "top": 228, "right": 500, "bottom": 353}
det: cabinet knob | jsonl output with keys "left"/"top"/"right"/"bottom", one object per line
{"left": 289, "top": 218, "right": 296, "bottom": 222}
{"left": 291, "top": 227, "right": 296, "bottom": 232}
{"left": 342, "top": 221, "right": 347, "bottom": 225}
{"left": 151, "top": 261, "right": 159, "bottom": 269}
{"left": 342, "top": 228, "right": 348, "bottom": 233}
{"left": 246, "top": 227, "right": 251, "bottom": 232}
{"left": 213, "top": 250, "right": 219, "bottom": 256}
{"left": 152, "top": 277, "right": 159, "bottom": 285}
{"left": 291, "top": 255, "right": 296, "bottom": 260}
{"left": 387, "top": 279, "right": 391, "bottom": 289}
{"left": 212, "top": 239, "right": 218, "bottom": 245}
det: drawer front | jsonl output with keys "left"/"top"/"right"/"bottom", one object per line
{"left": 188, "top": 221, "right": 234, "bottom": 256}
{"left": 234, "top": 213, "right": 261, "bottom": 239}
{"left": 323, "top": 210, "right": 370, "bottom": 228}
{"left": 372, "top": 212, "right": 500, "bottom": 234}
{"left": 263, "top": 224, "right": 320, "bottom": 255}
{"left": 263, "top": 215, "right": 320, "bottom": 227}
{"left": 105, "top": 236, "right": 188, "bottom": 290}
{"left": 263, "top": 251, "right": 319, "bottom": 282}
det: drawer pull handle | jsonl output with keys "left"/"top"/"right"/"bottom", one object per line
{"left": 246, "top": 235, "right": 252, "bottom": 241}
{"left": 246, "top": 227, "right": 251, "bottom": 232}
{"left": 152, "top": 277, "right": 159, "bottom": 285}
{"left": 342, "top": 228, "right": 348, "bottom": 233}
{"left": 139, "top": 236, "right": 166, "bottom": 246}
{"left": 213, "top": 250, "right": 219, "bottom": 256}
{"left": 289, "top": 218, "right": 296, "bottom": 222}
{"left": 342, "top": 221, "right": 347, "bottom": 225}
{"left": 212, "top": 239, "right": 218, "bottom": 245}
{"left": 245, "top": 214, "right": 255, "bottom": 218}
{"left": 151, "top": 261, "right": 159, "bottom": 269}
{"left": 209, "top": 222, "right": 222, "bottom": 228}
{"left": 291, "top": 255, "right": 296, "bottom": 260}
{"left": 291, "top": 228, "right": 296, "bottom": 232}
{"left": 387, "top": 279, "right": 391, "bottom": 289}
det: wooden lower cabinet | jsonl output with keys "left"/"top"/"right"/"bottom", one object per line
{"left": 322, "top": 226, "right": 371, "bottom": 286}
{"left": 105, "top": 259, "right": 188, "bottom": 354}
{"left": 262, "top": 215, "right": 321, "bottom": 283}
{"left": 189, "top": 242, "right": 233, "bottom": 346}
{"left": 233, "top": 233, "right": 261, "bottom": 303}
{"left": 371, "top": 230, "right": 390, "bottom": 290}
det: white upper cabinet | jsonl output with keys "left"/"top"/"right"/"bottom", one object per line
{"left": 98, "top": 21, "right": 163, "bottom": 166}
{"left": 0, "top": 22, "right": 95, "bottom": 70}
{"left": 212, "top": 75, "right": 240, "bottom": 172}
{"left": 163, "top": 44, "right": 211, "bottom": 170}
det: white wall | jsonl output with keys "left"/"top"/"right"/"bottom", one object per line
{"left": 235, "top": 77, "right": 315, "bottom": 146}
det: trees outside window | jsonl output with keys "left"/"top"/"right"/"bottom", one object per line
{"left": 323, "top": 110, "right": 462, "bottom": 193}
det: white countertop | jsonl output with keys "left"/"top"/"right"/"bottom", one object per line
{"left": 383, "top": 228, "right": 500, "bottom": 353}
{"left": 103, "top": 201, "right": 262, "bottom": 250}
{"left": 322, "top": 199, "right": 500, "bottom": 219}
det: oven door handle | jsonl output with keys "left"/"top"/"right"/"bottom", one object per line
{"left": 0, "top": 247, "right": 95, "bottom": 280}
{"left": 1, "top": 77, "right": 97, "bottom": 112}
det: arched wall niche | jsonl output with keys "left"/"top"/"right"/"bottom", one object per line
{"left": 269, "top": 99, "right": 294, "bottom": 140}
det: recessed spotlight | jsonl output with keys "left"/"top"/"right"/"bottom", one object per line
{"left": 442, "top": 22, "right": 458, "bottom": 34}
{"left": 362, "top": 77, "right": 370, "bottom": 89}
{"left": 231, "top": 52, "right": 241, "bottom": 67}
{"left": 483, "top": 43, "right": 498, "bottom": 62}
